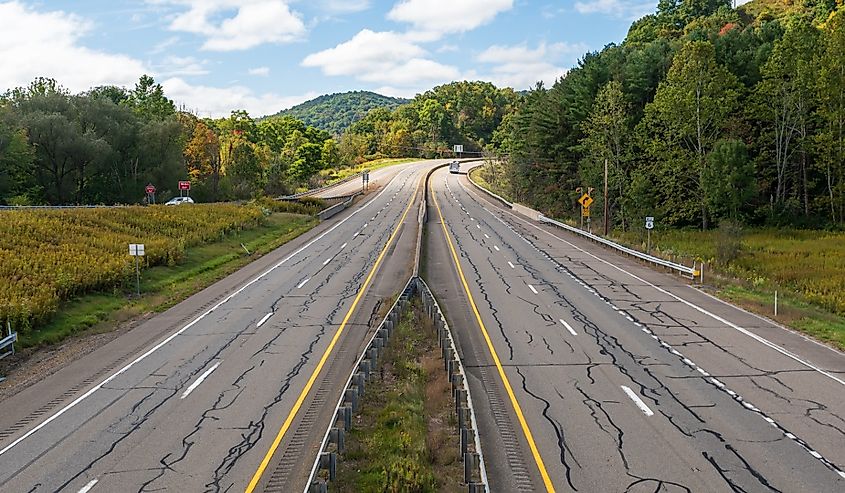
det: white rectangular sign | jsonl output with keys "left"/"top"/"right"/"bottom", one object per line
{"left": 129, "top": 244, "right": 145, "bottom": 256}
{"left": 453, "top": 145, "right": 463, "bottom": 153}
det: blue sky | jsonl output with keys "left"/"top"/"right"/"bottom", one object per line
{"left": 0, "top": 0, "right": 660, "bottom": 117}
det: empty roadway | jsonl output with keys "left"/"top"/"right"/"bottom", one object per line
{"left": 424, "top": 166, "right": 845, "bottom": 492}
{"left": 0, "top": 159, "right": 442, "bottom": 492}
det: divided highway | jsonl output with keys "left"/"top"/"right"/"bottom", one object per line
{"left": 1, "top": 159, "right": 844, "bottom": 493}
{"left": 424, "top": 167, "right": 845, "bottom": 492}
{"left": 0, "top": 159, "right": 443, "bottom": 492}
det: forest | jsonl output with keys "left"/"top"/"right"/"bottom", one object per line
{"left": 490, "top": 0, "right": 845, "bottom": 230}
{"left": 271, "top": 91, "right": 409, "bottom": 136}
{"left": 0, "top": 76, "right": 338, "bottom": 205}
{"left": 338, "top": 81, "right": 519, "bottom": 162}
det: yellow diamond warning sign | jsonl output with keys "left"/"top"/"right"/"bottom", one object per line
{"left": 578, "top": 194, "right": 594, "bottom": 208}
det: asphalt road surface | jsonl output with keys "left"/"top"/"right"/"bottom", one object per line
{"left": 0, "top": 159, "right": 444, "bottom": 493}
{"left": 424, "top": 167, "right": 845, "bottom": 492}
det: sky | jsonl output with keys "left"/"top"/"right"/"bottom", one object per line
{"left": 0, "top": 0, "right": 665, "bottom": 117}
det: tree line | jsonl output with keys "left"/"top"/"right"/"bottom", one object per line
{"left": 0, "top": 76, "right": 339, "bottom": 205}
{"left": 338, "top": 81, "right": 518, "bottom": 163}
{"left": 493, "top": 0, "right": 845, "bottom": 230}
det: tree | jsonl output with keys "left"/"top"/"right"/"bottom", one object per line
{"left": 580, "top": 81, "right": 632, "bottom": 230}
{"left": 754, "top": 17, "right": 819, "bottom": 214}
{"left": 817, "top": 7, "right": 845, "bottom": 222}
{"left": 184, "top": 121, "right": 222, "bottom": 201}
{"left": 0, "top": 116, "right": 34, "bottom": 203}
{"left": 704, "top": 139, "right": 756, "bottom": 220}
{"left": 641, "top": 40, "right": 742, "bottom": 228}
{"left": 128, "top": 75, "right": 176, "bottom": 121}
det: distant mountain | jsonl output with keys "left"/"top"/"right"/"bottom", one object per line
{"left": 269, "top": 91, "right": 410, "bottom": 135}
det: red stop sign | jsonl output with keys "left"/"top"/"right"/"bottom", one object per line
{"left": 145, "top": 185, "right": 156, "bottom": 194}
{"left": 178, "top": 181, "right": 191, "bottom": 191}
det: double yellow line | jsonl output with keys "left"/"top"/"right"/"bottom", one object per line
{"left": 245, "top": 173, "right": 422, "bottom": 492}
{"left": 430, "top": 173, "right": 556, "bottom": 492}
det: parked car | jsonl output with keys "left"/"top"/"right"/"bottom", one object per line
{"left": 165, "top": 196, "right": 194, "bottom": 206}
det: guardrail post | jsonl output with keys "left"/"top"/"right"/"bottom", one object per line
{"left": 337, "top": 405, "right": 352, "bottom": 431}
{"left": 319, "top": 452, "right": 337, "bottom": 481}
{"left": 344, "top": 388, "right": 358, "bottom": 412}
{"left": 309, "top": 480, "right": 327, "bottom": 493}
{"left": 464, "top": 452, "right": 478, "bottom": 483}
{"left": 329, "top": 427, "right": 345, "bottom": 454}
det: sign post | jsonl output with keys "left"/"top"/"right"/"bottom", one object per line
{"left": 362, "top": 170, "right": 370, "bottom": 193}
{"left": 145, "top": 184, "right": 156, "bottom": 205}
{"left": 645, "top": 216, "right": 654, "bottom": 252}
{"left": 129, "top": 243, "right": 145, "bottom": 297}
{"left": 178, "top": 181, "right": 191, "bottom": 198}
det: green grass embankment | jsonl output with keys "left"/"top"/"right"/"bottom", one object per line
{"left": 16, "top": 212, "right": 316, "bottom": 348}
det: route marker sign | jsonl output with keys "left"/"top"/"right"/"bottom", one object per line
{"left": 578, "top": 194, "right": 594, "bottom": 208}
{"left": 645, "top": 216, "right": 654, "bottom": 230}
{"left": 129, "top": 243, "right": 145, "bottom": 297}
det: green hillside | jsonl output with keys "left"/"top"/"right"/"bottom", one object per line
{"left": 271, "top": 91, "right": 409, "bottom": 135}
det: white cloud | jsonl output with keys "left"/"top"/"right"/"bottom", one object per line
{"left": 476, "top": 42, "right": 585, "bottom": 90}
{"left": 387, "top": 0, "right": 513, "bottom": 38}
{"left": 0, "top": 1, "right": 148, "bottom": 94}
{"left": 574, "top": 0, "right": 655, "bottom": 19}
{"left": 156, "top": 55, "right": 209, "bottom": 77}
{"left": 248, "top": 66, "right": 271, "bottom": 76}
{"left": 318, "top": 0, "right": 371, "bottom": 14}
{"left": 302, "top": 29, "right": 459, "bottom": 90}
{"left": 162, "top": 77, "right": 317, "bottom": 117}
{"left": 150, "top": 36, "right": 181, "bottom": 54}
{"left": 149, "top": 0, "right": 306, "bottom": 51}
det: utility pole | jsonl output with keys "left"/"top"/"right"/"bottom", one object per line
{"left": 603, "top": 158, "right": 609, "bottom": 236}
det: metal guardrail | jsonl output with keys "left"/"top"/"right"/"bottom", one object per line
{"left": 316, "top": 192, "right": 361, "bottom": 221}
{"left": 279, "top": 172, "right": 364, "bottom": 200}
{"left": 465, "top": 163, "right": 700, "bottom": 279}
{"left": 537, "top": 215, "right": 699, "bottom": 277}
{"left": 0, "top": 323, "right": 17, "bottom": 361}
{"left": 303, "top": 277, "right": 488, "bottom": 493}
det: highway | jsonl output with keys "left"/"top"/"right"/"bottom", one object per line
{"left": 1, "top": 158, "right": 844, "bottom": 493}
{"left": 0, "top": 159, "right": 443, "bottom": 493}
{"left": 424, "top": 167, "right": 845, "bottom": 492}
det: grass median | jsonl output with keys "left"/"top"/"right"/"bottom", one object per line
{"left": 333, "top": 302, "right": 464, "bottom": 493}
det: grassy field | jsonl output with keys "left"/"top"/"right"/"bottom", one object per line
{"left": 468, "top": 167, "right": 845, "bottom": 349}
{"left": 0, "top": 203, "right": 317, "bottom": 347}
{"left": 333, "top": 303, "right": 463, "bottom": 492}
{"left": 320, "top": 158, "right": 419, "bottom": 186}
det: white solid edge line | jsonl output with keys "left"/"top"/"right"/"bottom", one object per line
{"left": 256, "top": 312, "right": 273, "bottom": 328}
{"left": 180, "top": 361, "right": 222, "bottom": 399}
{"left": 458, "top": 178, "right": 845, "bottom": 389}
{"left": 621, "top": 385, "right": 654, "bottom": 417}
{"left": 296, "top": 277, "right": 311, "bottom": 289}
{"left": 528, "top": 284, "right": 539, "bottom": 295}
{"left": 0, "top": 167, "right": 408, "bottom": 458}
{"left": 77, "top": 479, "right": 98, "bottom": 493}
{"left": 560, "top": 319, "right": 578, "bottom": 336}
{"left": 508, "top": 261, "right": 515, "bottom": 269}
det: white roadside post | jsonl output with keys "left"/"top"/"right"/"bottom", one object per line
{"left": 129, "top": 244, "right": 145, "bottom": 297}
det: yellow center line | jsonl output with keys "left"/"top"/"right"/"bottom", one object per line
{"left": 430, "top": 173, "right": 556, "bottom": 492}
{"left": 245, "top": 172, "right": 423, "bottom": 493}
